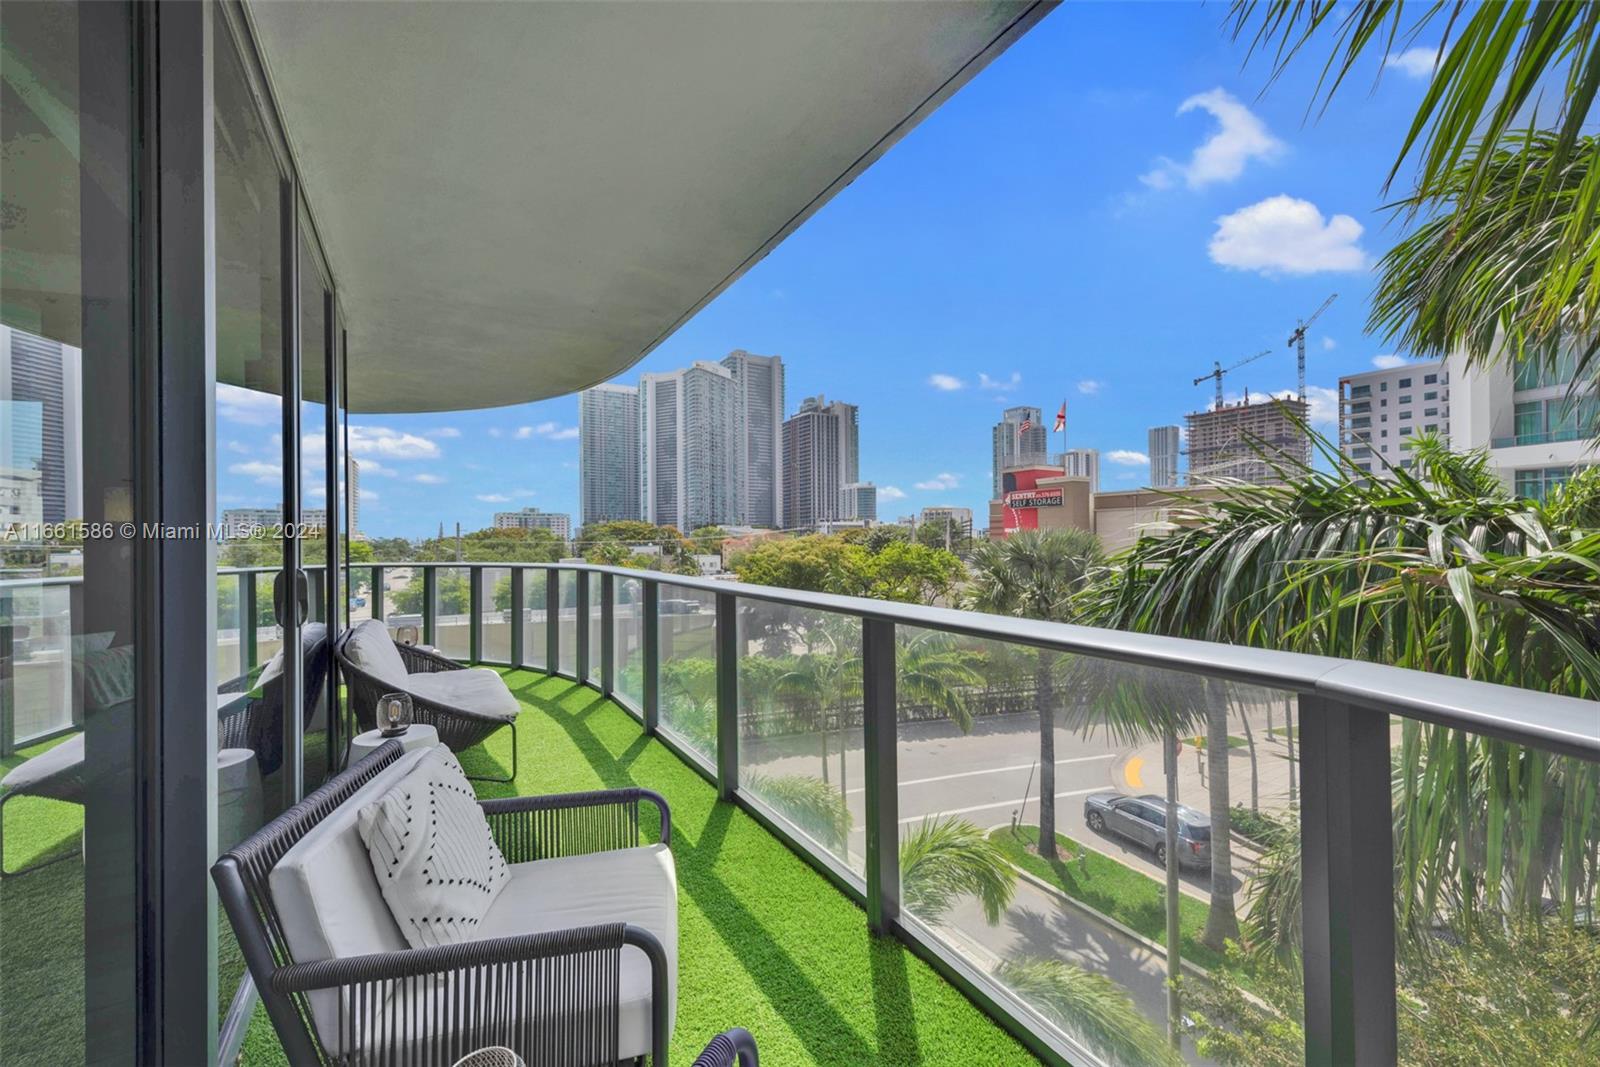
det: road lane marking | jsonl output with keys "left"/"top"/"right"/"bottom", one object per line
{"left": 897, "top": 788, "right": 1102, "bottom": 824}
{"left": 1124, "top": 756, "right": 1144, "bottom": 790}
{"left": 843, "top": 754, "right": 1116, "bottom": 796}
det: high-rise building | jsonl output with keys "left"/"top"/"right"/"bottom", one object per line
{"left": 992, "top": 406, "right": 1047, "bottom": 497}
{"left": 1445, "top": 342, "right": 1597, "bottom": 500}
{"left": 1, "top": 325, "right": 83, "bottom": 523}
{"left": 641, "top": 361, "right": 739, "bottom": 531}
{"left": 1337, "top": 360, "right": 1449, "bottom": 478}
{"left": 579, "top": 383, "right": 641, "bottom": 525}
{"left": 839, "top": 481, "right": 877, "bottom": 523}
{"left": 782, "top": 394, "right": 858, "bottom": 530}
{"left": 493, "top": 506, "right": 571, "bottom": 539}
{"left": 721, "top": 350, "right": 785, "bottom": 529}
{"left": 1148, "top": 425, "right": 1181, "bottom": 488}
{"left": 1185, "top": 396, "right": 1310, "bottom": 485}
{"left": 1057, "top": 448, "right": 1099, "bottom": 491}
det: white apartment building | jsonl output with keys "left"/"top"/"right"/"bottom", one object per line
{"left": 578, "top": 383, "right": 642, "bottom": 525}
{"left": 1148, "top": 425, "right": 1181, "bottom": 488}
{"left": 493, "top": 506, "right": 572, "bottom": 539}
{"left": 1447, "top": 344, "right": 1597, "bottom": 500}
{"left": 721, "top": 350, "right": 785, "bottom": 529}
{"left": 640, "top": 361, "right": 740, "bottom": 531}
{"left": 840, "top": 481, "right": 877, "bottom": 523}
{"left": 1338, "top": 359, "right": 1450, "bottom": 476}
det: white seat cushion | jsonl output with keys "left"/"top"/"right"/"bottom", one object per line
{"left": 404, "top": 668, "right": 519, "bottom": 722}
{"left": 476, "top": 844, "right": 678, "bottom": 1060}
{"left": 358, "top": 747, "right": 510, "bottom": 949}
{"left": 269, "top": 746, "right": 434, "bottom": 1046}
{"left": 344, "top": 618, "right": 410, "bottom": 687}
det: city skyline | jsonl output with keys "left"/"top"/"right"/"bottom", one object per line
{"left": 210, "top": 4, "right": 1477, "bottom": 538}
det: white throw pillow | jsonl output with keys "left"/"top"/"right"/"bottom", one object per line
{"left": 358, "top": 746, "right": 510, "bottom": 949}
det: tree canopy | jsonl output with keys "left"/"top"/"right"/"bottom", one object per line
{"left": 730, "top": 533, "right": 964, "bottom": 605}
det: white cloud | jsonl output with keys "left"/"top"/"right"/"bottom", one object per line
{"left": 914, "top": 472, "right": 962, "bottom": 491}
{"left": 1077, "top": 380, "right": 1102, "bottom": 396}
{"left": 353, "top": 458, "right": 398, "bottom": 477}
{"left": 1372, "top": 354, "right": 1407, "bottom": 370}
{"left": 487, "top": 428, "right": 502, "bottom": 438}
{"left": 928, "top": 374, "right": 964, "bottom": 392}
{"left": 1141, "top": 88, "right": 1284, "bottom": 190}
{"left": 216, "top": 383, "right": 281, "bottom": 426}
{"left": 1208, "top": 196, "right": 1368, "bottom": 275}
{"left": 978, "top": 372, "right": 1021, "bottom": 392}
{"left": 361, "top": 489, "right": 378, "bottom": 502}
{"left": 412, "top": 473, "right": 446, "bottom": 485}
{"left": 347, "top": 425, "right": 441, "bottom": 460}
{"left": 1386, "top": 47, "right": 1439, "bottom": 79}
{"left": 225, "top": 440, "right": 252, "bottom": 454}
{"left": 541, "top": 423, "right": 579, "bottom": 441}
{"left": 878, "top": 486, "right": 907, "bottom": 501}
{"left": 228, "top": 459, "right": 282, "bottom": 485}
{"left": 1321, "top": 336, "right": 1338, "bottom": 351}
{"left": 308, "top": 485, "right": 326, "bottom": 500}
{"left": 514, "top": 426, "right": 534, "bottom": 440}
{"left": 425, "top": 427, "right": 461, "bottom": 438}
{"left": 476, "top": 493, "right": 512, "bottom": 503}
{"left": 1266, "top": 385, "right": 1340, "bottom": 427}
{"left": 1106, "top": 450, "right": 1149, "bottom": 466}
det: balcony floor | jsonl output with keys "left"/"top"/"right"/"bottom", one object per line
{"left": 226, "top": 669, "right": 1040, "bottom": 1064}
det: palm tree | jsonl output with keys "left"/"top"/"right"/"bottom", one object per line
{"left": 966, "top": 529, "right": 1104, "bottom": 861}
{"left": 996, "top": 959, "right": 1183, "bottom": 1067}
{"left": 743, "top": 771, "right": 852, "bottom": 853}
{"left": 1082, "top": 432, "right": 1600, "bottom": 955}
{"left": 1227, "top": 4, "right": 1600, "bottom": 388}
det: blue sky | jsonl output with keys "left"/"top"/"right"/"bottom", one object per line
{"left": 219, "top": 3, "right": 1442, "bottom": 539}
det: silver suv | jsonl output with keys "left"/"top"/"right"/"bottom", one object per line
{"left": 1082, "top": 792, "right": 1212, "bottom": 871}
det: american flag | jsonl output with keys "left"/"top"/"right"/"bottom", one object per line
{"left": 1018, "top": 418, "right": 1032, "bottom": 433}
{"left": 1054, "top": 403, "right": 1066, "bottom": 432}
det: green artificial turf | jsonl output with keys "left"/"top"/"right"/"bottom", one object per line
{"left": 990, "top": 825, "right": 1234, "bottom": 977}
{"left": 235, "top": 671, "right": 1041, "bottom": 1064}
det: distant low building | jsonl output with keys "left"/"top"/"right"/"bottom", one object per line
{"left": 493, "top": 506, "right": 571, "bottom": 539}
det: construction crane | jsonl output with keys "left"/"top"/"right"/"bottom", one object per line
{"left": 1194, "top": 348, "right": 1273, "bottom": 411}
{"left": 1287, "top": 293, "right": 1337, "bottom": 402}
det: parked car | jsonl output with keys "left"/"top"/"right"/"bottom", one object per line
{"left": 1082, "top": 792, "right": 1211, "bottom": 870}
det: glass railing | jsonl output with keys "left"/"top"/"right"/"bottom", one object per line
{"left": 4, "top": 560, "right": 1593, "bottom": 1067}
{"left": 1492, "top": 426, "right": 1588, "bottom": 447}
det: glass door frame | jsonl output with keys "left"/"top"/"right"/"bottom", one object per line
{"left": 211, "top": 0, "right": 348, "bottom": 1057}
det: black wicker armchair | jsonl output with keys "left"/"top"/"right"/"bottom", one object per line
{"left": 218, "top": 622, "right": 332, "bottom": 777}
{"left": 213, "top": 742, "right": 677, "bottom": 1066}
{"left": 336, "top": 625, "right": 518, "bottom": 782}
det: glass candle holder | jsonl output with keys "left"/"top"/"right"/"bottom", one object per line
{"left": 377, "top": 692, "right": 413, "bottom": 738}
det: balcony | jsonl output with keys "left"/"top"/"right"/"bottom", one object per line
{"left": 6, "top": 560, "right": 1596, "bottom": 1066}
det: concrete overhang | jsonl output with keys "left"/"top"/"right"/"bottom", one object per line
{"left": 246, "top": 0, "right": 1051, "bottom": 413}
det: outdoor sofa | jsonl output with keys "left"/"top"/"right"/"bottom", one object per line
{"left": 337, "top": 619, "right": 519, "bottom": 781}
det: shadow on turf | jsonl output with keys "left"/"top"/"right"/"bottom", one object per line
{"left": 502, "top": 673, "right": 933, "bottom": 1065}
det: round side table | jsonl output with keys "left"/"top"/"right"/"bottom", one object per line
{"left": 349, "top": 723, "right": 439, "bottom": 761}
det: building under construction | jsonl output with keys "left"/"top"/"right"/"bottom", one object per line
{"left": 1184, "top": 395, "right": 1310, "bottom": 485}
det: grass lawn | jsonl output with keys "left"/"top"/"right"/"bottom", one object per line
{"left": 234, "top": 670, "right": 1039, "bottom": 1064}
{"left": 1187, "top": 734, "right": 1249, "bottom": 750}
{"left": 989, "top": 825, "right": 1247, "bottom": 982}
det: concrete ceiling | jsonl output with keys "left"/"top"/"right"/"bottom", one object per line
{"left": 246, "top": 1, "right": 1048, "bottom": 413}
